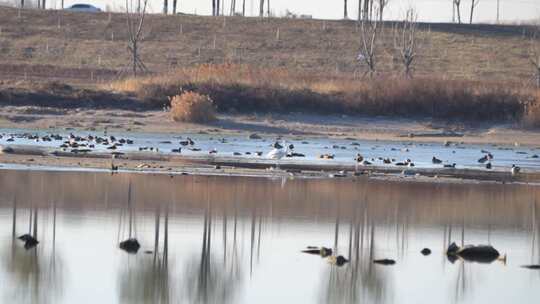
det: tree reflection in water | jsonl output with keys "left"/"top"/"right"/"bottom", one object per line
{"left": 1, "top": 198, "right": 64, "bottom": 304}
{"left": 117, "top": 204, "right": 171, "bottom": 304}
{"left": 319, "top": 199, "right": 390, "bottom": 304}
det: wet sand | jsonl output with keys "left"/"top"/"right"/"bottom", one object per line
{"left": 0, "top": 107, "right": 539, "bottom": 146}
{"left": 1, "top": 144, "right": 538, "bottom": 184}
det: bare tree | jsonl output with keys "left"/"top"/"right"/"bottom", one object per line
{"left": 453, "top": 0, "right": 462, "bottom": 24}
{"left": 357, "top": 13, "right": 381, "bottom": 77}
{"left": 259, "top": 0, "right": 264, "bottom": 17}
{"left": 173, "top": 0, "right": 178, "bottom": 14}
{"left": 358, "top": 0, "right": 362, "bottom": 21}
{"left": 230, "top": 0, "right": 236, "bottom": 15}
{"left": 394, "top": 8, "right": 419, "bottom": 78}
{"left": 344, "top": 0, "right": 348, "bottom": 19}
{"left": 212, "top": 0, "right": 216, "bottom": 16}
{"left": 216, "top": 0, "right": 220, "bottom": 16}
{"left": 377, "top": 0, "right": 389, "bottom": 22}
{"left": 163, "top": 0, "right": 168, "bottom": 14}
{"left": 469, "top": 0, "right": 479, "bottom": 24}
{"left": 529, "top": 30, "right": 540, "bottom": 88}
{"left": 267, "top": 0, "right": 270, "bottom": 16}
{"left": 126, "top": 0, "right": 149, "bottom": 77}
{"left": 242, "top": 0, "right": 245, "bottom": 16}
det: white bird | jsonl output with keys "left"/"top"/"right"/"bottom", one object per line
{"left": 267, "top": 141, "right": 289, "bottom": 169}
{"left": 511, "top": 164, "right": 521, "bottom": 176}
{"left": 266, "top": 145, "right": 287, "bottom": 160}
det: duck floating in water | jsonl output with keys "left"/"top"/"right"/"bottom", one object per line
{"left": 17, "top": 234, "right": 39, "bottom": 250}
{"left": 521, "top": 265, "right": 540, "bottom": 269}
{"left": 421, "top": 248, "right": 432, "bottom": 256}
{"left": 119, "top": 238, "right": 141, "bottom": 254}
{"left": 511, "top": 164, "right": 520, "bottom": 176}
{"left": 478, "top": 153, "right": 494, "bottom": 164}
{"left": 302, "top": 246, "right": 333, "bottom": 258}
{"left": 328, "top": 255, "right": 349, "bottom": 267}
{"left": 432, "top": 157, "right": 443, "bottom": 164}
{"left": 446, "top": 242, "right": 504, "bottom": 264}
{"left": 373, "top": 258, "right": 396, "bottom": 265}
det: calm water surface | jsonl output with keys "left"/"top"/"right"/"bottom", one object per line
{"left": 0, "top": 170, "right": 539, "bottom": 304}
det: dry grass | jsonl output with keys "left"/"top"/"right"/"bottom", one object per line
{"left": 524, "top": 91, "right": 540, "bottom": 127}
{"left": 170, "top": 91, "right": 216, "bottom": 123}
{"left": 0, "top": 7, "right": 535, "bottom": 85}
{"left": 110, "top": 64, "right": 534, "bottom": 123}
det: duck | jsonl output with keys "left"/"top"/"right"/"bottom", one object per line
{"left": 485, "top": 162, "right": 492, "bottom": 169}
{"left": 328, "top": 255, "right": 349, "bottom": 266}
{"left": 319, "top": 154, "right": 335, "bottom": 160}
{"left": 444, "top": 163, "right": 456, "bottom": 168}
{"left": 511, "top": 164, "right": 520, "bottom": 176}
{"left": 302, "top": 246, "right": 333, "bottom": 258}
{"left": 373, "top": 258, "right": 396, "bottom": 265}
{"left": 17, "top": 234, "right": 39, "bottom": 250}
{"left": 383, "top": 158, "right": 392, "bottom": 164}
{"left": 432, "top": 157, "right": 443, "bottom": 164}
{"left": 171, "top": 147, "right": 182, "bottom": 153}
{"left": 355, "top": 154, "right": 364, "bottom": 162}
{"left": 119, "top": 238, "right": 141, "bottom": 254}
{"left": 421, "top": 248, "right": 432, "bottom": 256}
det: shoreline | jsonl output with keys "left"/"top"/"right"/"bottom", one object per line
{"left": 1, "top": 144, "right": 539, "bottom": 184}
{"left": 1, "top": 108, "right": 540, "bottom": 147}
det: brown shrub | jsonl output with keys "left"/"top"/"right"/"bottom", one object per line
{"left": 110, "top": 64, "right": 536, "bottom": 124}
{"left": 170, "top": 91, "right": 216, "bottom": 123}
{"left": 524, "top": 91, "right": 540, "bottom": 128}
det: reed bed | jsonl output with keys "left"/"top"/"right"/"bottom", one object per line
{"left": 110, "top": 64, "right": 539, "bottom": 124}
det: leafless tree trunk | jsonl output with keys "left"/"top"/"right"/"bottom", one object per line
{"left": 363, "top": 0, "right": 370, "bottom": 20}
{"left": 344, "top": 0, "right": 348, "bottom": 19}
{"left": 394, "top": 8, "right": 419, "bottom": 78}
{"left": 454, "top": 0, "right": 462, "bottom": 23}
{"left": 173, "top": 0, "right": 177, "bottom": 14}
{"left": 230, "top": 0, "right": 236, "bottom": 15}
{"left": 163, "top": 0, "right": 168, "bottom": 14}
{"left": 529, "top": 31, "right": 540, "bottom": 88}
{"left": 259, "top": 0, "right": 265, "bottom": 17}
{"left": 358, "top": 0, "right": 362, "bottom": 21}
{"left": 126, "top": 0, "right": 149, "bottom": 77}
{"left": 61, "top": 0, "right": 64, "bottom": 9}
{"left": 378, "top": 0, "right": 389, "bottom": 22}
{"left": 242, "top": 0, "right": 245, "bottom": 16}
{"left": 212, "top": 0, "right": 216, "bottom": 16}
{"left": 469, "top": 0, "right": 479, "bottom": 24}
{"left": 216, "top": 0, "right": 220, "bottom": 16}
{"left": 41, "top": 0, "right": 45, "bottom": 9}
{"left": 358, "top": 13, "right": 381, "bottom": 77}
{"left": 267, "top": 0, "right": 270, "bottom": 16}
{"left": 20, "top": 0, "right": 24, "bottom": 8}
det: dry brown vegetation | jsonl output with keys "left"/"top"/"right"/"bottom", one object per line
{"left": 110, "top": 64, "right": 538, "bottom": 123}
{"left": 170, "top": 91, "right": 216, "bottom": 123}
{"left": 0, "top": 8, "right": 539, "bottom": 125}
{"left": 0, "top": 7, "right": 536, "bottom": 84}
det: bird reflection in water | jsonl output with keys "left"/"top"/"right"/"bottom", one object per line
{"left": 1, "top": 195, "right": 64, "bottom": 304}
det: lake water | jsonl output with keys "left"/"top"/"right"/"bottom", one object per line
{"left": 2, "top": 128, "right": 540, "bottom": 171}
{"left": 0, "top": 169, "right": 539, "bottom": 304}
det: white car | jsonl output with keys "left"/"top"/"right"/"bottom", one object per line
{"left": 65, "top": 4, "right": 102, "bottom": 12}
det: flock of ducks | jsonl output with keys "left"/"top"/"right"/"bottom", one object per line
{"left": 0, "top": 132, "right": 535, "bottom": 175}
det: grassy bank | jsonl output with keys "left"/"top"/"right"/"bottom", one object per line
{"left": 0, "top": 7, "right": 535, "bottom": 84}
{"left": 110, "top": 64, "right": 539, "bottom": 124}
